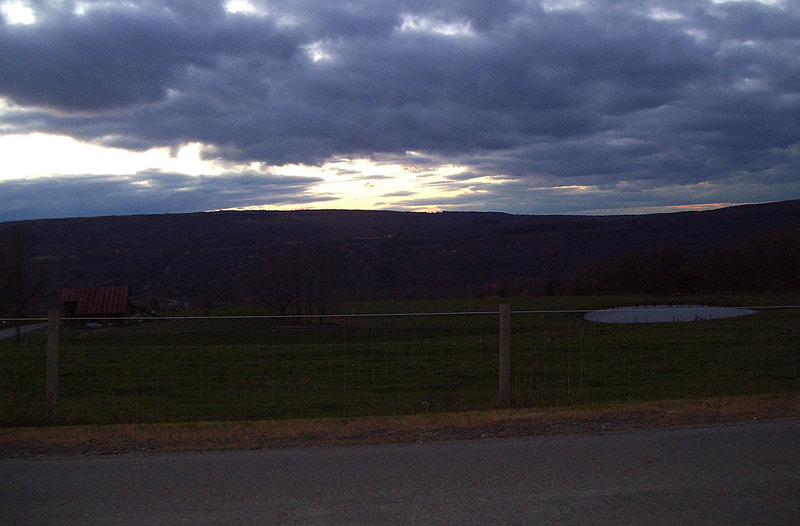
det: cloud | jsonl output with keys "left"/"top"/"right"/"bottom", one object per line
{"left": 0, "top": 171, "right": 325, "bottom": 221}
{"left": 1, "top": 0, "right": 799, "bottom": 218}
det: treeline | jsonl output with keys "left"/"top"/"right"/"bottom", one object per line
{"left": 230, "top": 229, "right": 800, "bottom": 311}
{"left": 8, "top": 202, "right": 800, "bottom": 314}
{"left": 569, "top": 230, "right": 800, "bottom": 295}
{"left": 0, "top": 226, "right": 41, "bottom": 318}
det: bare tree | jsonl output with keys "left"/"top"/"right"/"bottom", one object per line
{"left": 249, "top": 243, "right": 340, "bottom": 320}
{"left": 0, "top": 226, "right": 39, "bottom": 339}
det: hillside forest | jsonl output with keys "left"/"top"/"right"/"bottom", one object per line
{"left": 2, "top": 200, "right": 800, "bottom": 316}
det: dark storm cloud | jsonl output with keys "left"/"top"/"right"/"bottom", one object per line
{"left": 0, "top": 1, "right": 301, "bottom": 110}
{"left": 0, "top": 171, "right": 325, "bottom": 221}
{"left": 1, "top": 0, "right": 799, "bottom": 217}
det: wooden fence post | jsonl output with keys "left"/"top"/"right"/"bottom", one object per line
{"left": 46, "top": 309, "right": 60, "bottom": 423}
{"left": 499, "top": 304, "right": 511, "bottom": 406}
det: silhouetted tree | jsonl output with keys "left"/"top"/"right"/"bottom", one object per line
{"left": 569, "top": 230, "right": 800, "bottom": 295}
{"left": 0, "top": 226, "right": 40, "bottom": 339}
{"left": 704, "top": 230, "right": 800, "bottom": 292}
{"left": 246, "top": 243, "right": 343, "bottom": 320}
{"left": 569, "top": 247, "right": 694, "bottom": 294}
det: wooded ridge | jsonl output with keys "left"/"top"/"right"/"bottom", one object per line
{"left": 4, "top": 199, "right": 800, "bottom": 312}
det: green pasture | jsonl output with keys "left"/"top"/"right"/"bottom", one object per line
{"left": 1, "top": 294, "right": 799, "bottom": 426}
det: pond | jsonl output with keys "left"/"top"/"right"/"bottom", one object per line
{"left": 584, "top": 305, "right": 757, "bottom": 324}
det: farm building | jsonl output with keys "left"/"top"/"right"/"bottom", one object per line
{"left": 61, "top": 286, "right": 132, "bottom": 318}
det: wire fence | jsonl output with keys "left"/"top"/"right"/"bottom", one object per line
{"left": 1, "top": 305, "right": 799, "bottom": 426}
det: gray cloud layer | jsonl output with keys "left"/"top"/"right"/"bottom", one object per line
{"left": 1, "top": 0, "right": 799, "bottom": 220}
{"left": 0, "top": 171, "right": 326, "bottom": 221}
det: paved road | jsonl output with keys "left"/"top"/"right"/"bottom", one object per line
{"left": 0, "top": 323, "right": 48, "bottom": 340}
{"left": 2, "top": 419, "right": 799, "bottom": 525}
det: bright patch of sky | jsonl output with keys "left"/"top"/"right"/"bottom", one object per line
{"left": 648, "top": 8, "right": 684, "bottom": 21}
{"left": 540, "top": 0, "right": 587, "bottom": 12}
{"left": 0, "top": 0, "right": 35, "bottom": 24}
{"left": 0, "top": 128, "right": 502, "bottom": 214}
{"left": 237, "top": 158, "right": 483, "bottom": 212}
{"left": 224, "top": 0, "right": 268, "bottom": 17}
{"left": 0, "top": 134, "right": 223, "bottom": 179}
{"left": 398, "top": 14, "right": 474, "bottom": 37}
{"left": 303, "top": 41, "right": 334, "bottom": 63}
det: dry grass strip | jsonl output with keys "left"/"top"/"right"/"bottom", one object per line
{"left": 2, "top": 393, "right": 798, "bottom": 457}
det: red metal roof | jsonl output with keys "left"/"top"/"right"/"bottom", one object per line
{"left": 61, "top": 286, "right": 130, "bottom": 316}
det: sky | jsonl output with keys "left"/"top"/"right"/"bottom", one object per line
{"left": 0, "top": 0, "right": 799, "bottom": 222}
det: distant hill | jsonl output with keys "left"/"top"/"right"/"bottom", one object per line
{"left": 8, "top": 199, "right": 800, "bottom": 310}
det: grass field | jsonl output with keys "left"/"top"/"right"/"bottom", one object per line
{"left": 2, "top": 294, "right": 799, "bottom": 427}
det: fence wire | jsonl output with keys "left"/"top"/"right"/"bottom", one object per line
{"left": 1, "top": 306, "right": 799, "bottom": 426}
{"left": 510, "top": 308, "right": 800, "bottom": 406}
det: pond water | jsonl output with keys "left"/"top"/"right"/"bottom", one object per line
{"left": 584, "top": 305, "right": 758, "bottom": 324}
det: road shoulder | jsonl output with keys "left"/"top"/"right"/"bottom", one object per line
{"left": 1, "top": 392, "right": 798, "bottom": 457}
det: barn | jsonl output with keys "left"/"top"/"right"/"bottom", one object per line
{"left": 61, "top": 286, "right": 131, "bottom": 318}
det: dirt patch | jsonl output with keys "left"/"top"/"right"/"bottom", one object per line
{"left": 1, "top": 393, "right": 798, "bottom": 457}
